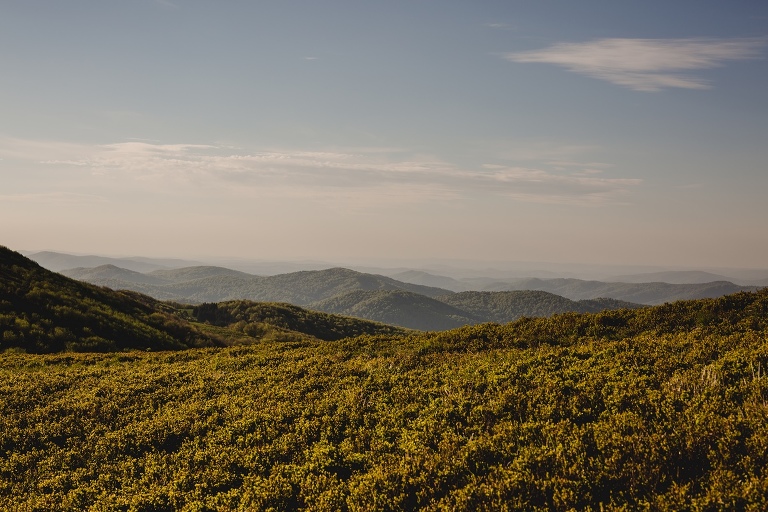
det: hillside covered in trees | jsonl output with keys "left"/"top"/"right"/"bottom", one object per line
{"left": 56, "top": 259, "right": 757, "bottom": 311}
{"left": 55, "top": 262, "right": 653, "bottom": 330}
{"left": 0, "top": 246, "right": 222, "bottom": 352}
{"left": 0, "top": 247, "right": 407, "bottom": 352}
{"left": 2, "top": 243, "right": 768, "bottom": 509}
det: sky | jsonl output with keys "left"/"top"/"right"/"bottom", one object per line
{"left": 1, "top": 0, "right": 767, "bottom": 269}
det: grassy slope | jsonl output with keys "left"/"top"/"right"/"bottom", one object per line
{"left": 1, "top": 290, "right": 768, "bottom": 510}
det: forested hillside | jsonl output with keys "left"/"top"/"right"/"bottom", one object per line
{"left": 0, "top": 246, "right": 222, "bottom": 352}
{"left": 58, "top": 264, "right": 651, "bottom": 329}
{"left": 438, "top": 290, "right": 640, "bottom": 324}
{"left": 59, "top": 265, "right": 452, "bottom": 304}
{"left": 2, "top": 288, "right": 768, "bottom": 509}
{"left": 309, "top": 289, "right": 479, "bottom": 330}
{"left": 309, "top": 290, "right": 642, "bottom": 330}
{"left": 192, "top": 300, "right": 407, "bottom": 341}
{"left": 0, "top": 248, "right": 406, "bottom": 352}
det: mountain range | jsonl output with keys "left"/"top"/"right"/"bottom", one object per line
{"left": 51, "top": 264, "right": 644, "bottom": 330}
{"left": 15, "top": 249, "right": 759, "bottom": 331}
{"left": 0, "top": 246, "right": 406, "bottom": 352}
{"left": 308, "top": 289, "right": 642, "bottom": 331}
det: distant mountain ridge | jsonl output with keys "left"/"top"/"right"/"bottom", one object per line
{"left": 608, "top": 270, "right": 736, "bottom": 284}
{"left": 28, "top": 251, "right": 202, "bottom": 273}
{"left": 388, "top": 270, "right": 760, "bottom": 299}
{"left": 0, "top": 247, "right": 415, "bottom": 351}
{"left": 55, "top": 259, "right": 763, "bottom": 330}
{"left": 34, "top": 242, "right": 765, "bottom": 333}
{"left": 59, "top": 265, "right": 452, "bottom": 305}
{"left": 480, "top": 277, "right": 756, "bottom": 305}
{"left": 54, "top": 262, "right": 649, "bottom": 330}
{"left": 307, "top": 289, "right": 642, "bottom": 330}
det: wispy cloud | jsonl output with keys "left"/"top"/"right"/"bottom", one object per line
{"left": 469, "top": 166, "right": 641, "bottom": 205}
{"left": 2, "top": 138, "right": 640, "bottom": 206}
{"left": 505, "top": 38, "right": 765, "bottom": 91}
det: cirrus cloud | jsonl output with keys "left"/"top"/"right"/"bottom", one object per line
{"left": 505, "top": 38, "right": 765, "bottom": 91}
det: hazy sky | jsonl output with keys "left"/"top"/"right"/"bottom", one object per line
{"left": 2, "top": 1, "right": 767, "bottom": 268}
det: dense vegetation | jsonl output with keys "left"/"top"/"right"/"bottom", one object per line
{"left": 437, "top": 291, "right": 640, "bottom": 324}
{"left": 309, "top": 290, "right": 478, "bottom": 331}
{"left": 0, "top": 247, "right": 222, "bottom": 352}
{"left": 307, "top": 290, "right": 640, "bottom": 331}
{"left": 2, "top": 266, "right": 768, "bottom": 509}
{"left": 4, "top": 246, "right": 768, "bottom": 509}
{"left": 193, "top": 300, "right": 407, "bottom": 341}
{"left": 0, "top": 248, "right": 410, "bottom": 352}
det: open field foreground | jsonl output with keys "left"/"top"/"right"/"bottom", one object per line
{"left": 2, "top": 291, "right": 768, "bottom": 510}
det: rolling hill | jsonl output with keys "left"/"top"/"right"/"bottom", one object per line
{"left": 437, "top": 290, "right": 642, "bottom": 324}
{"left": 0, "top": 246, "right": 222, "bottom": 352}
{"left": 59, "top": 266, "right": 453, "bottom": 305}
{"left": 308, "top": 289, "right": 643, "bottom": 330}
{"left": 54, "top": 259, "right": 759, "bottom": 329}
{"left": 479, "top": 277, "right": 756, "bottom": 304}
{"left": 63, "top": 264, "right": 169, "bottom": 285}
{"left": 147, "top": 265, "right": 256, "bottom": 281}
{"left": 0, "top": 247, "right": 416, "bottom": 351}
{"left": 27, "top": 251, "right": 201, "bottom": 273}
{"left": 309, "top": 290, "right": 479, "bottom": 330}
{"left": 608, "top": 270, "right": 736, "bottom": 284}
{"left": 193, "top": 300, "right": 407, "bottom": 341}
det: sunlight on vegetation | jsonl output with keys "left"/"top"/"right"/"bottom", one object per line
{"left": 2, "top": 246, "right": 768, "bottom": 509}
